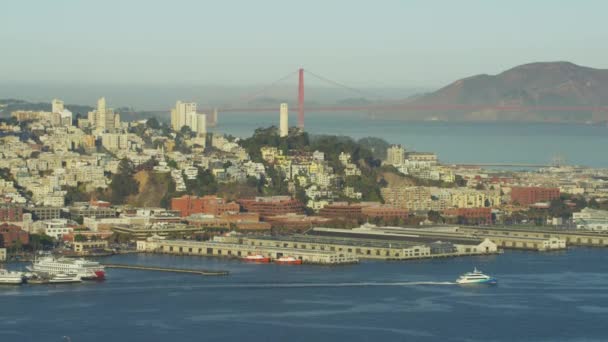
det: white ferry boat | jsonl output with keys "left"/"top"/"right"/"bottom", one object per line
{"left": 456, "top": 268, "right": 497, "bottom": 285}
{"left": 48, "top": 273, "right": 82, "bottom": 284}
{"left": 28, "top": 256, "right": 105, "bottom": 280}
{"left": 0, "top": 269, "right": 24, "bottom": 285}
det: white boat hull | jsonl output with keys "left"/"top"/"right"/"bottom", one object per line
{"left": 0, "top": 270, "right": 24, "bottom": 285}
{"left": 0, "top": 277, "right": 24, "bottom": 285}
{"left": 30, "top": 257, "right": 105, "bottom": 280}
{"left": 456, "top": 278, "right": 497, "bottom": 285}
{"left": 48, "top": 274, "right": 82, "bottom": 284}
{"left": 456, "top": 268, "right": 498, "bottom": 285}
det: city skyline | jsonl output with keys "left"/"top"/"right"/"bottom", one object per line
{"left": 3, "top": 2, "right": 608, "bottom": 341}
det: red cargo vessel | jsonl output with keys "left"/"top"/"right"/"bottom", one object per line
{"left": 242, "top": 254, "right": 271, "bottom": 263}
{"left": 275, "top": 256, "right": 302, "bottom": 265}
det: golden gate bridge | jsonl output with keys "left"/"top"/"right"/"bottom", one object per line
{"left": 166, "top": 68, "right": 608, "bottom": 130}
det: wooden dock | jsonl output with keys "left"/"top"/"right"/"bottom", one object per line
{"left": 103, "top": 264, "right": 229, "bottom": 276}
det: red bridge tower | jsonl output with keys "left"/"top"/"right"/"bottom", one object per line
{"left": 298, "top": 68, "right": 304, "bottom": 129}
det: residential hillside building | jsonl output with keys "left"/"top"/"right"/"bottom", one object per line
{"left": 443, "top": 207, "right": 492, "bottom": 225}
{"left": 0, "top": 205, "right": 23, "bottom": 222}
{"left": 386, "top": 145, "right": 405, "bottom": 166}
{"left": 510, "top": 186, "right": 560, "bottom": 206}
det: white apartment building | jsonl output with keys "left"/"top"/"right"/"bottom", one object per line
{"left": 101, "top": 133, "right": 129, "bottom": 151}
{"left": 186, "top": 112, "right": 207, "bottom": 136}
{"left": 88, "top": 97, "right": 120, "bottom": 130}
{"left": 39, "top": 219, "right": 73, "bottom": 239}
{"left": 52, "top": 99, "right": 64, "bottom": 114}
{"left": 386, "top": 145, "right": 405, "bottom": 166}
{"left": 171, "top": 101, "right": 197, "bottom": 131}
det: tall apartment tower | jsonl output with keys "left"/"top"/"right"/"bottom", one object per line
{"left": 88, "top": 97, "right": 119, "bottom": 130}
{"left": 171, "top": 101, "right": 197, "bottom": 131}
{"left": 279, "top": 103, "right": 289, "bottom": 137}
{"left": 186, "top": 112, "right": 207, "bottom": 136}
{"left": 51, "top": 99, "right": 64, "bottom": 114}
{"left": 196, "top": 113, "right": 207, "bottom": 136}
{"left": 98, "top": 97, "right": 106, "bottom": 114}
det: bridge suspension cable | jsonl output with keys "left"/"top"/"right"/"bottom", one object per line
{"left": 229, "top": 70, "right": 299, "bottom": 107}
{"left": 304, "top": 69, "right": 386, "bottom": 101}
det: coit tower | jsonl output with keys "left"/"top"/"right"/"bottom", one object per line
{"left": 279, "top": 103, "right": 288, "bottom": 137}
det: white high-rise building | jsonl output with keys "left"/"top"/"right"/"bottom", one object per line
{"left": 171, "top": 101, "right": 197, "bottom": 131}
{"left": 88, "top": 97, "right": 120, "bottom": 131}
{"left": 52, "top": 99, "right": 64, "bottom": 114}
{"left": 101, "top": 133, "right": 129, "bottom": 151}
{"left": 186, "top": 112, "right": 207, "bottom": 136}
{"left": 60, "top": 109, "right": 73, "bottom": 127}
{"left": 195, "top": 113, "right": 206, "bottom": 136}
{"left": 279, "top": 103, "right": 288, "bottom": 137}
{"left": 98, "top": 97, "right": 106, "bottom": 113}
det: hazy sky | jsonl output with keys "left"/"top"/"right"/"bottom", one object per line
{"left": 2, "top": 0, "right": 606, "bottom": 88}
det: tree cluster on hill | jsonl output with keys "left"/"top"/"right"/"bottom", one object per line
{"left": 357, "top": 137, "right": 390, "bottom": 160}
{"left": 27, "top": 234, "right": 55, "bottom": 251}
{"left": 238, "top": 127, "right": 395, "bottom": 203}
{"left": 184, "top": 168, "right": 219, "bottom": 196}
{"left": 240, "top": 126, "right": 310, "bottom": 162}
{"left": 109, "top": 159, "right": 139, "bottom": 204}
{"left": 63, "top": 184, "right": 92, "bottom": 205}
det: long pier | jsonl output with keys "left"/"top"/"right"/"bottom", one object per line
{"left": 454, "top": 163, "right": 552, "bottom": 168}
{"left": 103, "top": 264, "right": 229, "bottom": 276}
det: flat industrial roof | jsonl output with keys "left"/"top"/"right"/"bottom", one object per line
{"left": 249, "top": 234, "right": 437, "bottom": 249}
{"left": 309, "top": 227, "right": 486, "bottom": 245}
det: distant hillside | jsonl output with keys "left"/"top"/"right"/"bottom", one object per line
{"left": 0, "top": 98, "right": 162, "bottom": 122}
{"left": 0, "top": 99, "right": 93, "bottom": 118}
{"left": 392, "top": 62, "right": 608, "bottom": 123}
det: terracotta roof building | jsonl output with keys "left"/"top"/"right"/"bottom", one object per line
{"left": 172, "top": 195, "right": 240, "bottom": 217}
{"left": 0, "top": 223, "right": 29, "bottom": 247}
{"left": 510, "top": 187, "right": 560, "bottom": 206}
{"left": 238, "top": 196, "right": 305, "bottom": 219}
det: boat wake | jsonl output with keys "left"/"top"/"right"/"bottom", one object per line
{"left": 199, "top": 281, "right": 456, "bottom": 289}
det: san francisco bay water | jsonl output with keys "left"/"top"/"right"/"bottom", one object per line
{"left": 212, "top": 112, "right": 608, "bottom": 167}
{"left": 2, "top": 249, "right": 608, "bottom": 341}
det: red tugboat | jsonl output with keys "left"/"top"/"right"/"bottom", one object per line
{"left": 242, "top": 254, "right": 271, "bottom": 263}
{"left": 275, "top": 256, "right": 302, "bottom": 265}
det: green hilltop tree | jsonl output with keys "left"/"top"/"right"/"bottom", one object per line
{"left": 146, "top": 117, "right": 160, "bottom": 129}
{"left": 109, "top": 158, "right": 139, "bottom": 204}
